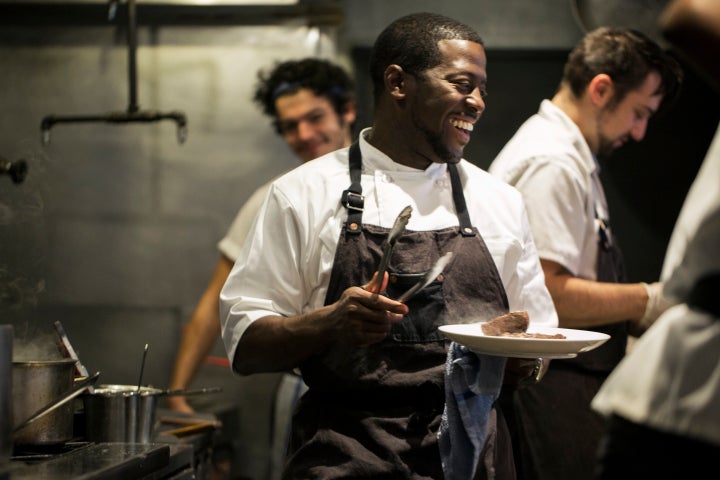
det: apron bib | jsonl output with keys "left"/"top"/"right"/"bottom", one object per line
{"left": 283, "top": 143, "right": 512, "bottom": 480}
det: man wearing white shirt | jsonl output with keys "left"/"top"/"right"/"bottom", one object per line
{"left": 221, "top": 12, "right": 557, "bottom": 479}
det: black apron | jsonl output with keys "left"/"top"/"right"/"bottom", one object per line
{"left": 500, "top": 212, "right": 628, "bottom": 480}
{"left": 282, "top": 143, "right": 515, "bottom": 480}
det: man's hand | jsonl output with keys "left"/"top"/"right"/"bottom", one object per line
{"left": 630, "top": 282, "right": 672, "bottom": 336}
{"left": 325, "top": 279, "right": 407, "bottom": 347}
{"left": 503, "top": 357, "right": 549, "bottom": 389}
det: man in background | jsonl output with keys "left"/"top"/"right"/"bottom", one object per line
{"left": 489, "top": 27, "right": 683, "bottom": 480}
{"left": 167, "top": 57, "right": 356, "bottom": 479}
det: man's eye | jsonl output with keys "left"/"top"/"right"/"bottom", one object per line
{"left": 276, "top": 121, "right": 297, "bottom": 134}
{"left": 307, "top": 113, "right": 326, "bottom": 124}
{"left": 455, "top": 82, "right": 474, "bottom": 94}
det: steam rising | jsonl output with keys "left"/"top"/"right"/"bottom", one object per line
{"left": 12, "top": 332, "right": 64, "bottom": 362}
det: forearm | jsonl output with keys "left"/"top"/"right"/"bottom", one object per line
{"left": 170, "top": 256, "right": 232, "bottom": 390}
{"left": 230, "top": 285, "right": 408, "bottom": 375}
{"left": 231, "top": 306, "right": 338, "bottom": 375}
{"left": 169, "top": 307, "right": 221, "bottom": 390}
{"left": 544, "top": 267, "right": 648, "bottom": 328}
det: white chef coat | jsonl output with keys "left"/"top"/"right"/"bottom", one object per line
{"left": 591, "top": 122, "right": 720, "bottom": 446}
{"left": 220, "top": 128, "right": 558, "bottom": 363}
{"left": 489, "top": 100, "right": 609, "bottom": 280}
{"left": 218, "top": 182, "right": 272, "bottom": 261}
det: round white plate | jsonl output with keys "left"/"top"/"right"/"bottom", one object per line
{"left": 438, "top": 324, "right": 611, "bottom": 359}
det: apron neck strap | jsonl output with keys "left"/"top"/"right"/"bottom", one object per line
{"left": 341, "top": 144, "right": 475, "bottom": 236}
{"left": 341, "top": 141, "right": 364, "bottom": 234}
{"left": 448, "top": 163, "right": 475, "bottom": 237}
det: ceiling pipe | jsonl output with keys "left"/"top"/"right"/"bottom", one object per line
{"left": 40, "top": 0, "right": 188, "bottom": 145}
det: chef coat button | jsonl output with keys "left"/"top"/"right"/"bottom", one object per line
{"left": 383, "top": 173, "right": 393, "bottom": 183}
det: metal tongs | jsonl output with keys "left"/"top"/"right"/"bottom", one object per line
{"left": 397, "top": 251, "right": 454, "bottom": 303}
{"left": 371, "top": 205, "right": 413, "bottom": 299}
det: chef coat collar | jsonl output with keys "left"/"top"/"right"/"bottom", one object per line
{"left": 358, "top": 127, "right": 449, "bottom": 180}
{"left": 540, "top": 100, "right": 598, "bottom": 177}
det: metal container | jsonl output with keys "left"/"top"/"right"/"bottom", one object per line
{"left": 12, "top": 359, "right": 76, "bottom": 445}
{"left": 0, "top": 325, "right": 12, "bottom": 464}
{"left": 82, "top": 385, "right": 161, "bottom": 444}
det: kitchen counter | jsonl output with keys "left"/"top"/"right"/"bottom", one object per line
{"left": 0, "top": 442, "right": 194, "bottom": 480}
{"left": 0, "top": 410, "right": 219, "bottom": 480}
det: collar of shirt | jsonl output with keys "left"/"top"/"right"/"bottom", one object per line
{"left": 358, "top": 127, "right": 449, "bottom": 180}
{"left": 539, "top": 99, "right": 597, "bottom": 177}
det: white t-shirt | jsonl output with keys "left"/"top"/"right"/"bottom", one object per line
{"left": 591, "top": 123, "right": 720, "bottom": 446}
{"left": 489, "top": 100, "right": 609, "bottom": 280}
{"left": 220, "top": 128, "right": 558, "bottom": 363}
{"left": 218, "top": 182, "right": 272, "bottom": 262}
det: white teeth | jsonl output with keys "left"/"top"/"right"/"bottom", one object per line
{"left": 451, "top": 119, "right": 474, "bottom": 132}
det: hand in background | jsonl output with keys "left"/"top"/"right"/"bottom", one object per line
{"left": 630, "top": 282, "right": 673, "bottom": 336}
{"left": 166, "top": 395, "right": 194, "bottom": 414}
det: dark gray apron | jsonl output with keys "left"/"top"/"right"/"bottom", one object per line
{"left": 499, "top": 212, "right": 628, "bottom": 480}
{"left": 282, "top": 143, "right": 515, "bottom": 480}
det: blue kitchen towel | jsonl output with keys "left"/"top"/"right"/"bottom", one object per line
{"left": 438, "top": 341, "right": 507, "bottom": 480}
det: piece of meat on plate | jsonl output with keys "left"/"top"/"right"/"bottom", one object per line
{"left": 481, "top": 311, "right": 530, "bottom": 336}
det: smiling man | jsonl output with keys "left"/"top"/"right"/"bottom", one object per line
{"left": 220, "top": 12, "right": 557, "bottom": 480}
{"left": 489, "top": 27, "right": 683, "bottom": 480}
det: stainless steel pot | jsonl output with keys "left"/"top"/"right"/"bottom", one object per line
{"left": 82, "top": 385, "right": 162, "bottom": 444}
{"left": 12, "top": 359, "right": 76, "bottom": 445}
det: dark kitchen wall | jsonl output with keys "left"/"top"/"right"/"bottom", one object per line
{"left": 0, "top": 6, "right": 345, "bottom": 478}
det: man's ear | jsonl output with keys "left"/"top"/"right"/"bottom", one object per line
{"left": 343, "top": 99, "right": 357, "bottom": 125}
{"left": 384, "top": 64, "right": 407, "bottom": 100}
{"left": 588, "top": 73, "right": 614, "bottom": 108}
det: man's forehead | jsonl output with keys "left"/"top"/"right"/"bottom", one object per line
{"left": 275, "top": 89, "right": 333, "bottom": 118}
{"left": 429, "top": 39, "right": 487, "bottom": 80}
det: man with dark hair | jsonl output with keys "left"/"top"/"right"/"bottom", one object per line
{"left": 221, "top": 12, "right": 557, "bottom": 479}
{"left": 253, "top": 58, "right": 356, "bottom": 161}
{"left": 489, "top": 27, "right": 683, "bottom": 480}
{"left": 167, "top": 57, "right": 356, "bottom": 478}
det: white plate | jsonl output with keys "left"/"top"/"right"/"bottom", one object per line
{"left": 438, "top": 324, "right": 611, "bottom": 359}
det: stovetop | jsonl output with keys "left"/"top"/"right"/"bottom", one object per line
{"left": 0, "top": 409, "right": 217, "bottom": 479}
{"left": 1, "top": 441, "right": 194, "bottom": 480}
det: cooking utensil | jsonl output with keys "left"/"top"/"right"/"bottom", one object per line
{"left": 12, "top": 359, "right": 78, "bottom": 445}
{"left": 161, "top": 420, "right": 219, "bottom": 438}
{"left": 13, "top": 371, "right": 100, "bottom": 435}
{"left": 371, "top": 205, "right": 412, "bottom": 298}
{"left": 53, "top": 320, "right": 90, "bottom": 380}
{"left": 157, "top": 386, "right": 222, "bottom": 397}
{"left": 82, "top": 384, "right": 160, "bottom": 444}
{"left": 136, "top": 343, "right": 149, "bottom": 393}
{"left": 82, "top": 384, "right": 222, "bottom": 444}
{"left": 397, "top": 252, "right": 453, "bottom": 303}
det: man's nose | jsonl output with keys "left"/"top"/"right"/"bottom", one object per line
{"left": 296, "top": 119, "right": 316, "bottom": 140}
{"left": 631, "top": 118, "right": 648, "bottom": 141}
{"left": 466, "top": 88, "right": 486, "bottom": 115}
